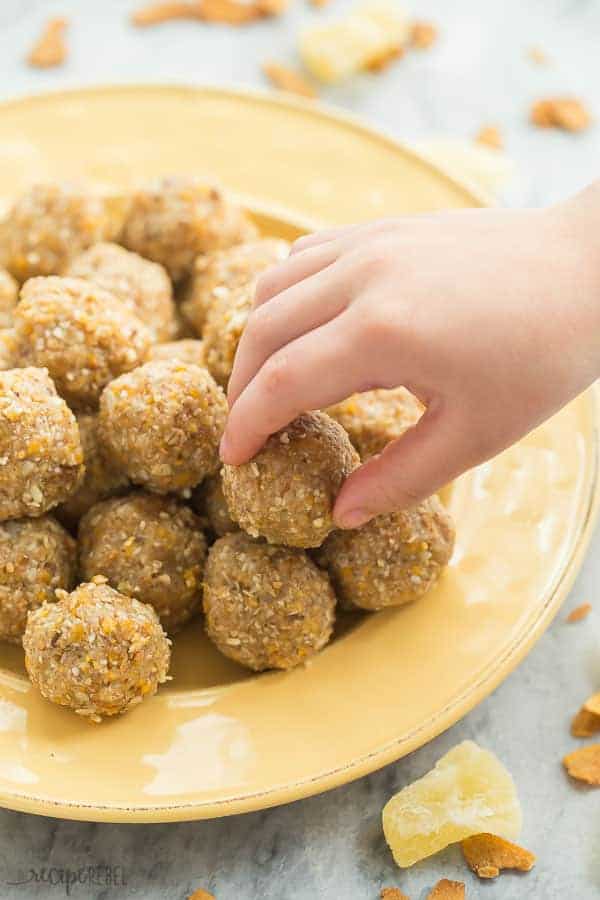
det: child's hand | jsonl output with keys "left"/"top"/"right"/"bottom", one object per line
{"left": 220, "top": 188, "right": 600, "bottom": 529}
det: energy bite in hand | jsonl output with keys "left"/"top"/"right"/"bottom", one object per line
{"left": 79, "top": 492, "right": 207, "bottom": 633}
{"left": 0, "top": 515, "right": 76, "bottom": 644}
{"left": 203, "top": 531, "right": 336, "bottom": 671}
{"left": 0, "top": 182, "right": 126, "bottom": 282}
{"left": 182, "top": 238, "right": 290, "bottom": 335}
{"left": 317, "top": 495, "right": 454, "bottom": 610}
{"left": 66, "top": 242, "right": 177, "bottom": 342}
{"left": 23, "top": 579, "right": 171, "bottom": 723}
{"left": 222, "top": 411, "right": 359, "bottom": 548}
{"left": 55, "top": 412, "right": 129, "bottom": 529}
{"left": 98, "top": 360, "right": 227, "bottom": 494}
{"left": 121, "top": 175, "right": 258, "bottom": 282}
{"left": 14, "top": 276, "right": 151, "bottom": 410}
{"left": 0, "top": 367, "right": 84, "bottom": 520}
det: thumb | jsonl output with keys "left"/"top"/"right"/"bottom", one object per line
{"left": 333, "top": 405, "right": 469, "bottom": 528}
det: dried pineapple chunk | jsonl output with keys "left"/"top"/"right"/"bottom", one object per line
{"left": 382, "top": 740, "right": 522, "bottom": 868}
{"left": 299, "top": 1, "right": 409, "bottom": 83}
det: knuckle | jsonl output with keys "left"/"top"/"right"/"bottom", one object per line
{"left": 244, "top": 304, "right": 273, "bottom": 346}
{"left": 261, "top": 352, "right": 292, "bottom": 395}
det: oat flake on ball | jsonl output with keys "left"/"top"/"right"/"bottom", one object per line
{"left": 0, "top": 515, "right": 76, "bottom": 644}
{"left": 13, "top": 276, "right": 151, "bottom": 410}
{"left": 222, "top": 411, "right": 359, "bottom": 548}
{"left": 203, "top": 532, "right": 336, "bottom": 671}
{"left": 0, "top": 367, "right": 84, "bottom": 520}
{"left": 66, "top": 242, "right": 177, "bottom": 342}
{"left": 317, "top": 495, "right": 455, "bottom": 611}
{"left": 79, "top": 492, "right": 207, "bottom": 633}
{"left": 23, "top": 579, "right": 171, "bottom": 723}
{"left": 98, "top": 360, "right": 227, "bottom": 494}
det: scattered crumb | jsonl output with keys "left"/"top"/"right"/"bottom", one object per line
{"left": 563, "top": 744, "right": 600, "bottom": 785}
{"left": 475, "top": 125, "right": 503, "bottom": 150}
{"left": 571, "top": 706, "right": 600, "bottom": 738}
{"left": 584, "top": 692, "right": 600, "bottom": 716}
{"left": 27, "top": 17, "right": 68, "bottom": 68}
{"left": 426, "top": 879, "right": 465, "bottom": 899}
{"left": 567, "top": 602, "right": 592, "bottom": 623}
{"left": 531, "top": 97, "right": 592, "bottom": 132}
{"left": 364, "top": 45, "right": 405, "bottom": 73}
{"left": 255, "top": 0, "right": 288, "bottom": 14}
{"left": 201, "top": 0, "right": 260, "bottom": 24}
{"left": 188, "top": 891, "right": 215, "bottom": 900}
{"left": 528, "top": 46, "right": 549, "bottom": 65}
{"left": 310, "top": 0, "right": 330, "bottom": 6}
{"left": 410, "top": 21, "right": 438, "bottom": 50}
{"left": 263, "top": 61, "right": 317, "bottom": 98}
{"left": 380, "top": 889, "right": 410, "bottom": 900}
{"left": 131, "top": 2, "right": 204, "bottom": 24}
{"left": 461, "top": 833, "right": 536, "bottom": 879}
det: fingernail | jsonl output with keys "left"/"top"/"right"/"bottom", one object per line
{"left": 335, "top": 508, "right": 371, "bottom": 530}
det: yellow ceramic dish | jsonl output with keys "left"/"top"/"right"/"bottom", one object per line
{"left": 0, "top": 86, "right": 597, "bottom": 823}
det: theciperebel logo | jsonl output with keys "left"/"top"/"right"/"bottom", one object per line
{"left": 6, "top": 865, "right": 127, "bottom": 896}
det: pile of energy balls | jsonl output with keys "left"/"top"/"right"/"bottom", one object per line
{"left": 0, "top": 177, "right": 455, "bottom": 723}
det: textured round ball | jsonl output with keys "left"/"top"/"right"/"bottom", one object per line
{"left": 79, "top": 492, "right": 207, "bottom": 632}
{"left": 0, "top": 516, "right": 76, "bottom": 644}
{"left": 204, "top": 532, "right": 336, "bottom": 671}
{"left": 0, "top": 268, "right": 18, "bottom": 328}
{"left": 99, "top": 360, "right": 227, "bottom": 494}
{"left": 148, "top": 339, "right": 205, "bottom": 367}
{"left": 121, "top": 176, "right": 258, "bottom": 282}
{"left": 192, "top": 472, "right": 238, "bottom": 537}
{"left": 222, "top": 412, "right": 359, "bottom": 548}
{"left": 66, "top": 242, "right": 177, "bottom": 342}
{"left": 326, "top": 387, "right": 424, "bottom": 460}
{"left": 202, "top": 282, "right": 254, "bottom": 387}
{"left": 0, "top": 329, "right": 17, "bottom": 370}
{"left": 0, "top": 182, "right": 125, "bottom": 282}
{"left": 317, "top": 496, "right": 455, "bottom": 611}
{"left": 182, "top": 238, "right": 289, "bottom": 335}
{"left": 23, "top": 579, "right": 171, "bottom": 722}
{"left": 0, "top": 367, "right": 84, "bottom": 520}
{"left": 14, "top": 277, "right": 151, "bottom": 410}
{"left": 55, "top": 413, "right": 128, "bottom": 529}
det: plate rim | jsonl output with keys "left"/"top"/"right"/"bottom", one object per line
{"left": 0, "top": 83, "right": 597, "bottom": 823}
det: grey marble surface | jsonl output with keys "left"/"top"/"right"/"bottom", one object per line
{"left": 0, "top": 1, "right": 599, "bottom": 898}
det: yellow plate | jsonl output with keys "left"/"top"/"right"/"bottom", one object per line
{"left": 0, "top": 85, "right": 597, "bottom": 823}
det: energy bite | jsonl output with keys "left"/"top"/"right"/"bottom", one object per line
{"left": 0, "top": 515, "right": 76, "bottom": 644}
{"left": 203, "top": 532, "right": 336, "bottom": 671}
{"left": 66, "top": 242, "right": 177, "bottom": 342}
{"left": 317, "top": 496, "right": 455, "bottom": 610}
{"left": 99, "top": 360, "right": 227, "bottom": 494}
{"left": 192, "top": 472, "right": 238, "bottom": 537}
{"left": 121, "top": 175, "right": 258, "bottom": 282}
{"left": 0, "top": 367, "right": 84, "bottom": 520}
{"left": 0, "top": 329, "right": 17, "bottom": 370}
{"left": 79, "top": 492, "right": 207, "bottom": 633}
{"left": 0, "top": 182, "right": 125, "bottom": 282}
{"left": 326, "top": 387, "right": 424, "bottom": 460}
{"left": 222, "top": 411, "right": 359, "bottom": 548}
{"left": 181, "top": 238, "right": 289, "bottom": 335}
{"left": 13, "top": 276, "right": 151, "bottom": 410}
{"left": 55, "top": 413, "right": 128, "bottom": 529}
{"left": 0, "top": 268, "right": 18, "bottom": 328}
{"left": 148, "top": 339, "right": 205, "bottom": 367}
{"left": 23, "top": 578, "right": 171, "bottom": 723}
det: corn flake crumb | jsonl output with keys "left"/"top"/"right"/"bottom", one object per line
{"left": 255, "top": 0, "right": 288, "bottom": 15}
{"left": 531, "top": 97, "right": 592, "bottom": 132}
{"left": 132, "top": 0, "right": 262, "bottom": 25}
{"left": 365, "top": 45, "right": 405, "bottom": 73}
{"left": 188, "top": 890, "right": 215, "bottom": 900}
{"left": 571, "top": 706, "right": 600, "bottom": 738}
{"left": 584, "top": 692, "right": 600, "bottom": 716}
{"left": 461, "top": 833, "right": 535, "bottom": 879}
{"left": 475, "top": 126, "right": 503, "bottom": 151}
{"left": 263, "top": 61, "right": 317, "bottom": 98}
{"left": 410, "top": 21, "right": 438, "bottom": 50}
{"left": 566, "top": 602, "right": 592, "bottom": 623}
{"left": 563, "top": 744, "right": 600, "bottom": 785}
{"left": 27, "top": 18, "right": 68, "bottom": 68}
{"left": 426, "top": 880, "right": 465, "bottom": 900}
{"left": 528, "top": 46, "right": 549, "bottom": 65}
{"left": 380, "top": 889, "right": 410, "bottom": 900}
